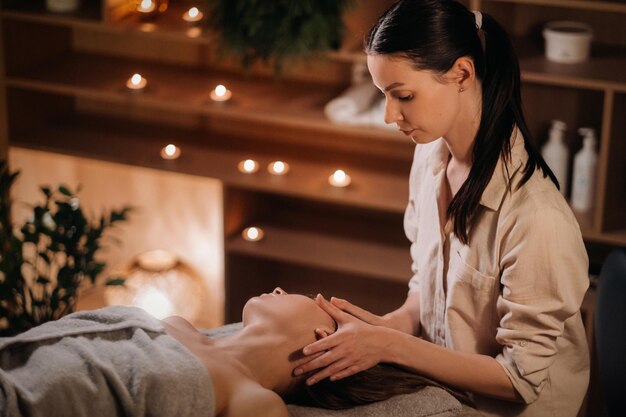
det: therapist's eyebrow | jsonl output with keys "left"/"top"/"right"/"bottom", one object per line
{"left": 384, "top": 82, "right": 404, "bottom": 92}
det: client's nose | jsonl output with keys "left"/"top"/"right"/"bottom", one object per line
{"left": 272, "top": 287, "right": 287, "bottom": 295}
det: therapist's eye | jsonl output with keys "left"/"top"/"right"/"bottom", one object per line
{"left": 398, "top": 94, "right": 413, "bottom": 102}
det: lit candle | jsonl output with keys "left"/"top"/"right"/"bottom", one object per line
{"left": 126, "top": 73, "right": 147, "bottom": 91}
{"left": 182, "top": 7, "right": 203, "bottom": 23}
{"left": 242, "top": 227, "right": 264, "bottom": 242}
{"left": 137, "top": 0, "right": 156, "bottom": 13}
{"left": 268, "top": 161, "right": 290, "bottom": 176}
{"left": 238, "top": 159, "right": 259, "bottom": 174}
{"left": 160, "top": 144, "right": 181, "bottom": 160}
{"left": 329, "top": 169, "right": 351, "bottom": 187}
{"left": 210, "top": 84, "right": 232, "bottom": 102}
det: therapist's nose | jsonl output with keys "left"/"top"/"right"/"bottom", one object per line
{"left": 383, "top": 100, "right": 404, "bottom": 125}
{"left": 272, "top": 287, "right": 287, "bottom": 295}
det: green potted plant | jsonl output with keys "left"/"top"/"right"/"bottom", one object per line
{"left": 0, "top": 162, "right": 131, "bottom": 336}
{"left": 203, "top": 0, "right": 354, "bottom": 76}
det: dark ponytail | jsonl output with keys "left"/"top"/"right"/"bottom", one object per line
{"left": 366, "top": 0, "right": 558, "bottom": 244}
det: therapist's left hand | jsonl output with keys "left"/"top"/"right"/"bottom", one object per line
{"left": 294, "top": 294, "right": 391, "bottom": 385}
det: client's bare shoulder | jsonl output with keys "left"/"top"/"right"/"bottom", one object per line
{"left": 227, "top": 384, "right": 288, "bottom": 417}
{"left": 161, "top": 316, "right": 287, "bottom": 417}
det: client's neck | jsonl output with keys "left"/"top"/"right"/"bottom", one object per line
{"left": 212, "top": 322, "right": 309, "bottom": 394}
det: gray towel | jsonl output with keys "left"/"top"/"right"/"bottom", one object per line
{"left": 0, "top": 306, "right": 214, "bottom": 417}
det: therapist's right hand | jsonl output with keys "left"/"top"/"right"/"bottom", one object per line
{"left": 294, "top": 294, "right": 394, "bottom": 385}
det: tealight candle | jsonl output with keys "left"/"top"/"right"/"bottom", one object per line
{"left": 329, "top": 169, "right": 352, "bottom": 187}
{"left": 210, "top": 84, "right": 232, "bottom": 102}
{"left": 126, "top": 73, "right": 147, "bottom": 91}
{"left": 268, "top": 161, "right": 290, "bottom": 176}
{"left": 137, "top": 0, "right": 156, "bottom": 13}
{"left": 182, "top": 7, "right": 203, "bottom": 23}
{"left": 242, "top": 227, "right": 264, "bottom": 242}
{"left": 160, "top": 144, "right": 181, "bottom": 160}
{"left": 238, "top": 159, "right": 259, "bottom": 174}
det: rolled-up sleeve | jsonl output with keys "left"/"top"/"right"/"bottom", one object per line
{"left": 494, "top": 206, "right": 589, "bottom": 403}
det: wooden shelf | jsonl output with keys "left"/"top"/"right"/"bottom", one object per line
{"left": 107, "top": 1, "right": 212, "bottom": 42}
{"left": 9, "top": 113, "right": 409, "bottom": 214}
{"left": 1, "top": 0, "right": 102, "bottom": 21}
{"left": 226, "top": 225, "right": 411, "bottom": 283}
{"left": 484, "top": 0, "right": 626, "bottom": 14}
{"left": 332, "top": 43, "right": 626, "bottom": 93}
{"left": 5, "top": 51, "right": 403, "bottom": 144}
{"left": 518, "top": 42, "right": 626, "bottom": 93}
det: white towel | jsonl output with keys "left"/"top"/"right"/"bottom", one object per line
{"left": 324, "top": 82, "right": 380, "bottom": 123}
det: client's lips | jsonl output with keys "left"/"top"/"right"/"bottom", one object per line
{"left": 400, "top": 129, "right": 416, "bottom": 136}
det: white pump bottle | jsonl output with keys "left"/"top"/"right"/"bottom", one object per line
{"left": 571, "top": 127, "right": 598, "bottom": 212}
{"left": 541, "top": 120, "right": 569, "bottom": 196}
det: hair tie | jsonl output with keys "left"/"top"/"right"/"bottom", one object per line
{"left": 472, "top": 11, "right": 482, "bottom": 30}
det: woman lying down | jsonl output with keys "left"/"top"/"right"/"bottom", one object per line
{"left": 0, "top": 288, "right": 468, "bottom": 417}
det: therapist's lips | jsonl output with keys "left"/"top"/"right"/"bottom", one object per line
{"left": 400, "top": 129, "right": 416, "bottom": 136}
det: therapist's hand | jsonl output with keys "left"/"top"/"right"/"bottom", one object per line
{"left": 294, "top": 294, "right": 392, "bottom": 385}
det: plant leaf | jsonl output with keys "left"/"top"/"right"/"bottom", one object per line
{"left": 58, "top": 185, "right": 73, "bottom": 197}
{"left": 105, "top": 278, "right": 125, "bottom": 286}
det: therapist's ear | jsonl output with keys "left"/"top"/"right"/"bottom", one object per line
{"left": 449, "top": 56, "right": 476, "bottom": 90}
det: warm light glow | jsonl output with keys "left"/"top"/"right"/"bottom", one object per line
{"left": 160, "top": 144, "right": 181, "bottom": 160}
{"left": 268, "top": 161, "right": 289, "bottom": 175}
{"left": 137, "top": 0, "right": 156, "bottom": 13}
{"left": 242, "top": 227, "right": 264, "bottom": 242}
{"left": 183, "top": 6, "right": 204, "bottom": 23}
{"left": 126, "top": 73, "right": 147, "bottom": 90}
{"left": 135, "top": 288, "right": 173, "bottom": 318}
{"left": 329, "top": 169, "right": 352, "bottom": 187}
{"left": 165, "top": 145, "right": 176, "bottom": 156}
{"left": 238, "top": 159, "right": 259, "bottom": 174}
{"left": 210, "top": 84, "right": 232, "bottom": 102}
{"left": 186, "top": 27, "right": 202, "bottom": 38}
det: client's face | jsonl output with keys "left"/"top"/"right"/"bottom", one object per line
{"left": 242, "top": 288, "right": 335, "bottom": 338}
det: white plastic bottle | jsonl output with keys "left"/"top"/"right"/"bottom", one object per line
{"left": 541, "top": 120, "right": 569, "bottom": 196}
{"left": 570, "top": 127, "right": 598, "bottom": 212}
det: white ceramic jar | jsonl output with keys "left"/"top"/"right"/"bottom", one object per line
{"left": 46, "top": 0, "right": 80, "bottom": 13}
{"left": 543, "top": 21, "right": 593, "bottom": 64}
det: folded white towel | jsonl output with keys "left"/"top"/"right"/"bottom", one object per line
{"left": 324, "top": 82, "right": 380, "bottom": 123}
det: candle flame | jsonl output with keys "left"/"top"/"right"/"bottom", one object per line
{"left": 333, "top": 170, "right": 347, "bottom": 182}
{"left": 165, "top": 144, "right": 177, "bottom": 156}
{"left": 272, "top": 162, "right": 285, "bottom": 174}
{"left": 243, "top": 160, "right": 256, "bottom": 172}
{"left": 243, "top": 227, "right": 264, "bottom": 242}
{"left": 131, "top": 73, "right": 142, "bottom": 85}
{"left": 247, "top": 227, "right": 259, "bottom": 240}
{"left": 215, "top": 85, "right": 227, "bottom": 97}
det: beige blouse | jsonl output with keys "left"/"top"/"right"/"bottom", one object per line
{"left": 404, "top": 128, "right": 590, "bottom": 417}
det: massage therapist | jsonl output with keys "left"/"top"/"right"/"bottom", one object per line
{"left": 295, "top": 1, "right": 590, "bottom": 416}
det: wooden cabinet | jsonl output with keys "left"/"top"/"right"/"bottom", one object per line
{"left": 472, "top": 0, "right": 626, "bottom": 246}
